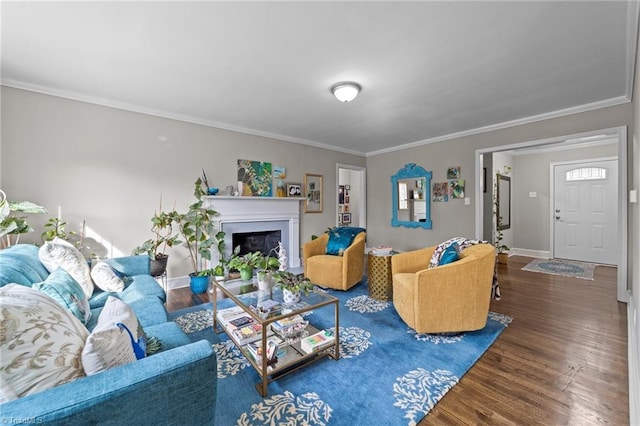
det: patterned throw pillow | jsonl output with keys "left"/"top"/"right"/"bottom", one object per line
{"left": 38, "top": 237, "right": 94, "bottom": 298}
{"left": 90, "top": 260, "right": 125, "bottom": 292}
{"left": 32, "top": 267, "right": 91, "bottom": 324}
{"left": 82, "top": 296, "right": 145, "bottom": 376}
{"left": 0, "top": 284, "right": 89, "bottom": 402}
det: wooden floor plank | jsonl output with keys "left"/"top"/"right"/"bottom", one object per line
{"left": 166, "top": 255, "right": 629, "bottom": 425}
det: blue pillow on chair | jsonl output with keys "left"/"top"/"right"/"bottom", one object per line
{"left": 326, "top": 227, "right": 366, "bottom": 256}
{"left": 438, "top": 242, "right": 460, "bottom": 266}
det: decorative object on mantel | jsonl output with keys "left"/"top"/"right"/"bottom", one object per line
{"left": 201, "top": 168, "right": 219, "bottom": 195}
{"left": 303, "top": 173, "right": 323, "bottom": 213}
{"left": 286, "top": 183, "right": 302, "bottom": 197}
{"left": 237, "top": 159, "right": 272, "bottom": 197}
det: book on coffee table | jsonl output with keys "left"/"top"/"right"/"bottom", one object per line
{"left": 301, "top": 329, "right": 335, "bottom": 354}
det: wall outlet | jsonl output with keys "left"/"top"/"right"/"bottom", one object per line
{"left": 630, "top": 189, "right": 638, "bottom": 204}
{"left": 529, "top": 191, "right": 537, "bottom": 198}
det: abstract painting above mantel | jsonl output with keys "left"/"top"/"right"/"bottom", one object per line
{"left": 237, "top": 159, "right": 272, "bottom": 197}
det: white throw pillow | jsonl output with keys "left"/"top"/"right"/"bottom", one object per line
{"left": 39, "top": 237, "right": 94, "bottom": 298}
{"left": 0, "top": 284, "right": 89, "bottom": 402}
{"left": 82, "top": 296, "right": 144, "bottom": 376}
{"left": 91, "top": 260, "right": 125, "bottom": 292}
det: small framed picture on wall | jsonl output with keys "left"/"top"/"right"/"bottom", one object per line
{"left": 341, "top": 213, "right": 352, "bottom": 224}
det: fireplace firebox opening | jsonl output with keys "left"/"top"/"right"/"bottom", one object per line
{"left": 232, "top": 230, "right": 282, "bottom": 257}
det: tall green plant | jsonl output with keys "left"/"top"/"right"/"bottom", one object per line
{"left": 176, "top": 178, "right": 223, "bottom": 274}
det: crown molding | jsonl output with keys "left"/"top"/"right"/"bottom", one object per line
{"left": 365, "top": 95, "right": 631, "bottom": 157}
{"left": 0, "top": 79, "right": 367, "bottom": 157}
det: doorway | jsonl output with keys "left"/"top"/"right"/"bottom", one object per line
{"left": 552, "top": 158, "right": 618, "bottom": 264}
{"left": 336, "top": 164, "right": 366, "bottom": 229}
{"left": 475, "top": 126, "right": 628, "bottom": 302}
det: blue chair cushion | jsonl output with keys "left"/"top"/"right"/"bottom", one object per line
{"left": 326, "top": 227, "right": 366, "bottom": 256}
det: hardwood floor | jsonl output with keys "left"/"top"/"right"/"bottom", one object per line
{"left": 165, "top": 255, "right": 629, "bottom": 425}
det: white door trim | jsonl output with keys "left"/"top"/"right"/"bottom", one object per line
{"left": 336, "top": 163, "right": 367, "bottom": 230}
{"left": 475, "top": 125, "right": 628, "bottom": 302}
{"left": 549, "top": 156, "right": 618, "bottom": 263}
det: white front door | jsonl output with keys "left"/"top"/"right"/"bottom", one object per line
{"left": 553, "top": 159, "right": 618, "bottom": 264}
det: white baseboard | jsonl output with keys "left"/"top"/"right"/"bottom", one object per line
{"left": 510, "top": 248, "right": 550, "bottom": 259}
{"left": 167, "top": 275, "right": 190, "bottom": 291}
{"left": 628, "top": 291, "right": 639, "bottom": 425}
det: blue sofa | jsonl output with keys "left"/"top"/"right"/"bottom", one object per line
{"left": 0, "top": 244, "right": 217, "bottom": 425}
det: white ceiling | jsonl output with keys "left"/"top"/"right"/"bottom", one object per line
{"left": 2, "top": 1, "right": 638, "bottom": 156}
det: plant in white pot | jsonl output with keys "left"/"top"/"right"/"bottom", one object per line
{"left": 255, "top": 246, "right": 282, "bottom": 291}
{"left": 273, "top": 271, "right": 314, "bottom": 304}
{"left": 175, "top": 178, "right": 223, "bottom": 294}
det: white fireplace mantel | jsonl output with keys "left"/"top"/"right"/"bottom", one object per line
{"left": 203, "top": 196, "right": 304, "bottom": 268}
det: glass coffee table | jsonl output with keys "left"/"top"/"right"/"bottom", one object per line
{"left": 212, "top": 277, "right": 340, "bottom": 396}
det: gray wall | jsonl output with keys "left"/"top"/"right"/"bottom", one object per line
{"left": 513, "top": 142, "right": 617, "bottom": 253}
{"left": 0, "top": 87, "right": 365, "bottom": 277}
{"left": 366, "top": 102, "right": 634, "bottom": 252}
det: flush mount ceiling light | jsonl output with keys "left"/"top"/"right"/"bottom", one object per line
{"left": 331, "top": 82, "right": 361, "bottom": 102}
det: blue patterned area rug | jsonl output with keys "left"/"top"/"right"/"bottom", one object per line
{"left": 521, "top": 258, "right": 597, "bottom": 280}
{"left": 168, "top": 280, "right": 511, "bottom": 425}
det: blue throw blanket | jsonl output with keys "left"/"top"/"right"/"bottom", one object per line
{"left": 326, "top": 227, "right": 366, "bottom": 255}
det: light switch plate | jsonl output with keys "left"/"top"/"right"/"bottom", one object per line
{"left": 630, "top": 189, "right": 638, "bottom": 203}
{"left": 529, "top": 191, "right": 537, "bottom": 198}
{"left": 464, "top": 197, "right": 470, "bottom": 205}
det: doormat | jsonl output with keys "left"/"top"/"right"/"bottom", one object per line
{"left": 521, "top": 258, "right": 596, "bottom": 280}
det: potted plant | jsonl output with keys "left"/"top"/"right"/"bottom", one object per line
{"left": 495, "top": 224, "right": 510, "bottom": 264}
{"left": 132, "top": 197, "right": 181, "bottom": 277}
{"left": 0, "top": 190, "right": 47, "bottom": 249}
{"left": 493, "top": 166, "right": 512, "bottom": 264}
{"left": 175, "top": 178, "right": 223, "bottom": 294}
{"left": 272, "top": 271, "right": 314, "bottom": 304}
{"left": 255, "top": 246, "right": 282, "bottom": 290}
{"left": 227, "top": 246, "right": 264, "bottom": 281}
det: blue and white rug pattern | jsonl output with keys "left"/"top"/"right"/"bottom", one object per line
{"left": 170, "top": 280, "right": 511, "bottom": 425}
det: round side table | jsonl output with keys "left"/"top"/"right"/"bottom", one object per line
{"left": 367, "top": 252, "right": 396, "bottom": 301}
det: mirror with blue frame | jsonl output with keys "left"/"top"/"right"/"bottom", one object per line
{"left": 391, "top": 163, "right": 432, "bottom": 229}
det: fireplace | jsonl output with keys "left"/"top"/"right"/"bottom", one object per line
{"left": 203, "top": 196, "right": 302, "bottom": 268}
{"left": 232, "top": 230, "right": 282, "bottom": 257}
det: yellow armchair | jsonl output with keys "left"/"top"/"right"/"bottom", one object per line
{"left": 303, "top": 231, "right": 366, "bottom": 291}
{"left": 391, "top": 243, "right": 496, "bottom": 334}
